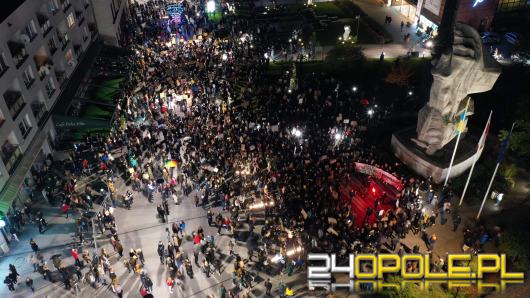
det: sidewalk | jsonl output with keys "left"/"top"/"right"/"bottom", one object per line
{"left": 352, "top": 0, "right": 424, "bottom": 46}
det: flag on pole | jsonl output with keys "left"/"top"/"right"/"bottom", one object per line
{"left": 496, "top": 128, "right": 513, "bottom": 164}
{"left": 456, "top": 102, "right": 469, "bottom": 134}
{"left": 477, "top": 111, "right": 492, "bottom": 151}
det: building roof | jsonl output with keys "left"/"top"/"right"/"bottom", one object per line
{"left": 0, "top": 0, "right": 25, "bottom": 24}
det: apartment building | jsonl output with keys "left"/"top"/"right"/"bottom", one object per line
{"left": 0, "top": 0, "right": 98, "bottom": 224}
{"left": 91, "top": 0, "right": 131, "bottom": 46}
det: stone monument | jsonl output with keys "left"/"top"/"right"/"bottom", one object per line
{"left": 391, "top": 0, "right": 501, "bottom": 183}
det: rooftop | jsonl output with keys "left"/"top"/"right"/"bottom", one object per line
{"left": 0, "top": 0, "right": 25, "bottom": 24}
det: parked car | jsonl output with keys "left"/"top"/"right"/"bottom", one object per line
{"left": 504, "top": 32, "right": 521, "bottom": 46}
{"left": 481, "top": 32, "right": 500, "bottom": 45}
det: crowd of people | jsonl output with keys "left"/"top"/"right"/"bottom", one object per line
{"left": 2, "top": 0, "right": 499, "bottom": 297}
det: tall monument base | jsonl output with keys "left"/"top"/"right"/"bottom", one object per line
{"left": 391, "top": 127, "right": 483, "bottom": 184}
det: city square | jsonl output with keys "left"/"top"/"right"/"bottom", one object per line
{"left": 0, "top": 0, "right": 529, "bottom": 297}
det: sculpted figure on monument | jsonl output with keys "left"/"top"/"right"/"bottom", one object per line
{"left": 413, "top": 22, "right": 501, "bottom": 155}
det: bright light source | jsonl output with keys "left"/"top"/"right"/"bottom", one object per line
{"left": 206, "top": 0, "right": 216, "bottom": 13}
{"left": 0, "top": 220, "right": 5, "bottom": 228}
{"left": 425, "top": 40, "right": 433, "bottom": 48}
{"left": 222, "top": 53, "right": 228, "bottom": 61}
{"left": 334, "top": 132, "right": 342, "bottom": 141}
{"left": 196, "top": 12, "right": 200, "bottom": 17}
{"left": 264, "top": 53, "right": 269, "bottom": 59}
{"left": 372, "top": 187, "right": 376, "bottom": 194}
{"left": 291, "top": 128, "right": 302, "bottom": 138}
{"left": 367, "top": 109, "right": 374, "bottom": 116}
{"left": 352, "top": 86, "right": 358, "bottom": 92}
{"left": 408, "top": 91, "right": 413, "bottom": 96}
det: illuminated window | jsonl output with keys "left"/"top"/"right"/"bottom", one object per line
{"left": 67, "top": 12, "right": 75, "bottom": 28}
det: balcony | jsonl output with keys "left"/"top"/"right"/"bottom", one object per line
{"left": 35, "top": 55, "right": 52, "bottom": 80}
{"left": 38, "top": 13, "right": 53, "bottom": 37}
{"left": 1, "top": 144, "right": 22, "bottom": 174}
{"left": 76, "top": 10, "right": 85, "bottom": 26}
{"left": 8, "top": 41, "right": 28, "bottom": 68}
{"left": 31, "top": 102, "right": 48, "bottom": 126}
{"left": 4, "top": 90, "right": 26, "bottom": 119}
{"left": 24, "top": 77, "right": 35, "bottom": 89}
{"left": 55, "top": 69, "right": 66, "bottom": 89}
{"left": 62, "top": 1, "right": 72, "bottom": 13}
{"left": 58, "top": 33, "right": 70, "bottom": 51}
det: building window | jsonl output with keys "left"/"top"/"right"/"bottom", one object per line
{"left": 49, "top": 0, "right": 59, "bottom": 15}
{"left": 82, "top": 26, "right": 89, "bottom": 41}
{"left": 61, "top": 0, "right": 72, "bottom": 12}
{"left": 67, "top": 12, "right": 75, "bottom": 28}
{"left": 0, "top": 53, "right": 8, "bottom": 76}
{"left": 65, "top": 49, "right": 75, "bottom": 66}
{"left": 23, "top": 20, "right": 38, "bottom": 42}
{"left": 19, "top": 116, "right": 32, "bottom": 139}
{"left": 22, "top": 66, "right": 35, "bottom": 88}
{"left": 46, "top": 78, "right": 56, "bottom": 97}
{"left": 48, "top": 36, "right": 58, "bottom": 54}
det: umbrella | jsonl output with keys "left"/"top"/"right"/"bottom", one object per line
{"left": 165, "top": 160, "right": 178, "bottom": 168}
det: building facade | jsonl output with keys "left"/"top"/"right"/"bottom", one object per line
{"left": 90, "top": 0, "right": 130, "bottom": 46}
{"left": 0, "top": 0, "right": 102, "bottom": 252}
{"left": 393, "top": 0, "right": 500, "bottom": 34}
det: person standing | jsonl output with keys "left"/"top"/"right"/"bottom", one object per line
{"left": 265, "top": 278, "right": 273, "bottom": 296}
{"left": 400, "top": 21, "right": 404, "bottom": 32}
{"left": 25, "top": 277, "right": 34, "bottom": 292}
{"left": 4, "top": 276, "right": 15, "bottom": 292}
{"left": 115, "top": 240, "right": 124, "bottom": 258}
{"left": 71, "top": 248, "right": 82, "bottom": 267}
{"left": 157, "top": 241, "right": 165, "bottom": 264}
{"left": 219, "top": 284, "right": 227, "bottom": 298}
{"left": 30, "top": 238, "right": 39, "bottom": 253}
{"left": 166, "top": 276, "right": 174, "bottom": 294}
{"left": 452, "top": 214, "right": 461, "bottom": 232}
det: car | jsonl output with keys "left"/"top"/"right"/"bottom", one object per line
{"left": 504, "top": 32, "right": 521, "bottom": 46}
{"left": 481, "top": 32, "right": 500, "bottom": 45}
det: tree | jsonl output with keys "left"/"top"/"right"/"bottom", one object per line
{"left": 498, "top": 120, "right": 530, "bottom": 163}
{"left": 384, "top": 65, "right": 412, "bottom": 87}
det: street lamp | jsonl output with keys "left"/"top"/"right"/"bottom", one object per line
{"left": 352, "top": 86, "right": 358, "bottom": 92}
{"left": 367, "top": 109, "right": 374, "bottom": 117}
{"left": 222, "top": 53, "right": 228, "bottom": 61}
{"left": 408, "top": 91, "right": 413, "bottom": 96}
{"left": 334, "top": 132, "right": 342, "bottom": 141}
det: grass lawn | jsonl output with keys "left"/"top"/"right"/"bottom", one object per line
{"left": 295, "top": 1, "right": 393, "bottom": 44}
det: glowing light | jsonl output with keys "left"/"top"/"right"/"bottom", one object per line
{"left": 334, "top": 132, "right": 342, "bottom": 141}
{"left": 408, "top": 91, "right": 413, "bottom": 96}
{"left": 222, "top": 53, "right": 228, "bottom": 61}
{"left": 352, "top": 86, "right": 358, "bottom": 92}
{"left": 372, "top": 187, "right": 376, "bottom": 194}
{"left": 291, "top": 128, "right": 302, "bottom": 138}
{"left": 425, "top": 40, "right": 433, "bottom": 48}
{"left": 264, "top": 53, "right": 269, "bottom": 59}
{"left": 473, "top": 0, "right": 484, "bottom": 7}
{"left": 367, "top": 109, "right": 374, "bottom": 116}
{"left": 0, "top": 220, "right": 5, "bottom": 228}
{"left": 206, "top": 1, "right": 216, "bottom": 13}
